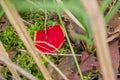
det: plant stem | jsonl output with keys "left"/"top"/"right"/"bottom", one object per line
{"left": 100, "top": 0, "right": 111, "bottom": 13}
{"left": 56, "top": 4, "right": 84, "bottom": 80}
{"left": 105, "top": 0, "right": 120, "bottom": 23}
{"left": 0, "top": 8, "right": 4, "bottom": 18}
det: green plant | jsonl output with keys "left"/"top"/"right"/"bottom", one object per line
{"left": 1, "top": 0, "right": 119, "bottom": 79}
{"left": 0, "top": 25, "right": 25, "bottom": 50}
{"left": 0, "top": 5, "right": 4, "bottom": 18}
{"left": 14, "top": 52, "right": 45, "bottom": 80}
{"left": 0, "top": 9, "right": 69, "bottom": 79}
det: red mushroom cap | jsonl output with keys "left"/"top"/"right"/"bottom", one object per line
{"left": 34, "top": 24, "right": 65, "bottom": 53}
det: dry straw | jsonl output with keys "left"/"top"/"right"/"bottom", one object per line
{"left": 0, "top": 0, "right": 52, "bottom": 80}
{"left": 0, "top": 42, "right": 21, "bottom": 80}
{"left": 0, "top": 54, "right": 39, "bottom": 80}
{"left": 81, "top": 0, "right": 116, "bottom": 80}
{"left": 0, "top": 0, "right": 68, "bottom": 80}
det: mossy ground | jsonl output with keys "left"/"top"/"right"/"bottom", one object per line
{"left": 0, "top": 11, "right": 68, "bottom": 80}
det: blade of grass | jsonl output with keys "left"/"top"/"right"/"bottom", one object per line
{"left": 0, "top": 0, "right": 52, "bottom": 80}
{"left": 26, "top": 0, "right": 44, "bottom": 12}
{"left": 55, "top": 1, "right": 84, "bottom": 80}
{"left": 56, "top": 0, "right": 85, "bottom": 31}
{"left": 0, "top": 42, "right": 21, "bottom": 80}
{"left": 71, "top": 31, "right": 92, "bottom": 45}
{"left": 57, "top": 10, "right": 84, "bottom": 80}
{"left": 81, "top": 0, "right": 116, "bottom": 80}
{"left": 0, "top": 8, "right": 4, "bottom": 18}
{"left": 56, "top": 0, "right": 93, "bottom": 45}
{"left": 100, "top": 0, "right": 112, "bottom": 12}
{"left": 105, "top": 0, "right": 120, "bottom": 23}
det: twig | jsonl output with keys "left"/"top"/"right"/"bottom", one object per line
{"left": 44, "top": 0, "right": 48, "bottom": 38}
{"left": 107, "top": 33, "right": 120, "bottom": 42}
{"left": 0, "top": 0, "right": 52, "bottom": 80}
{"left": 22, "top": 19, "right": 33, "bottom": 25}
{"left": 0, "top": 42, "right": 21, "bottom": 80}
{"left": 81, "top": 0, "right": 116, "bottom": 80}
{"left": 107, "top": 23, "right": 120, "bottom": 42}
{"left": 18, "top": 49, "right": 81, "bottom": 56}
{"left": 0, "top": 55, "right": 39, "bottom": 80}
{"left": 51, "top": 53, "right": 82, "bottom": 56}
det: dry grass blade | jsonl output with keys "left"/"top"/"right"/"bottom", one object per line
{"left": 39, "top": 52, "right": 69, "bottom": 80}
{"left": 0, "top": 0, "right": 52, "bottom": 80}
{"left": 0, "top": 55, "right": 39, "bottom": 80}
{"left": 81, "top": 0, "right": 116, "bottom": 80}
{"left": 18, "top": 48, "right": 69, "bottom": 80}
{"left": 107, "top": 24, "right": 120, "bottom": 42}
{"left": 114, "top": 24, "right": 120, "bottom": 34}
{"left": 0, "top": 42, "right": 21, "bottom": 80}
{"left": 107, "top": 33, "right": 120, "bottom": 42}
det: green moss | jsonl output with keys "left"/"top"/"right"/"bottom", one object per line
{"left": 0, "top": 25, "right": 25, "bottom": 50}
{"left": 0, "top": 10, "right": 68, "bottom": 79}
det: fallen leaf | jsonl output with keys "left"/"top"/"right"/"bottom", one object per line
{"left": 108, "top": 12, "right": 120, "bottom": 30}
{"left": 109, "top": 40, "right": 119, "bottom": 74}
{"left": 68, "top": 71, "right": 81, "bottom": 80}
{"left": 7, "top": 48, "right": 17, "bottom": 60}
{"left": 62, "top": 14, "right": 85, "bottom": 43}
{"left": 80, "top": 51, "right": 100, "bottom": 72}
{"left": 48, "top": 56, "right": 80, "bottom": 80}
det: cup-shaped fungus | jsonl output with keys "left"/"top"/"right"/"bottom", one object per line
{"left": 34, "top": 24, "right": 65, "bottom": 53}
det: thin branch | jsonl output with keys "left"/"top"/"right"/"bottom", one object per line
{"left": 0, "top": 55, "right": 39, "bottom": 80}
{"left": 81, "top": 0, "right": 116, "bottom": 80}
{"left": 18, "top": 48, "right": 81, "bottom": 56}
{"left": 0, "top": 0, "right": 52, "bottom": 80}
{"left": 22, "top": 19, "right": 33, "bottom": 25}
{"left": 51, "top": 53, "right": 82, "bottom": 56}
{"left": 0, "top": 42, "right": 21, "bottom": 80}
{"left": 107, "top": 33, "right": 120, "bottom": 42}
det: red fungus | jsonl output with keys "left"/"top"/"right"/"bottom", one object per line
{"left": 34, "top": 24, "right": 65, "bottom": 53}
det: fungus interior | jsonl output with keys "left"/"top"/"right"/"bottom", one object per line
{"left": 34, "top": 24, "right": 65, "bottom": 53}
